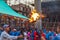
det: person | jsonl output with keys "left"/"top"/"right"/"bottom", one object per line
{"left": 30, "top": 30, "right": 34, "bottom": 40}
{"left": 49, "top": 27, "right": 56, "bottom": 40}
{"left": 45, "top": 28, "right": 51, "bottom": 40}
{"left": 23, "top": 29, "right": 28, "bottom": 40}
{"left": 10, "top": 28, "right": 20, "bottom": 36}
{"left": 27, "top": 31, "right": 32, "bottom": 40}
{"left": 53, "top": 26, "right": 60, "bottom": 40}
{"left": 0, "top": 24, "right": 23, "bottom": 40}
{"left": 10, "top": 29, "right": 17, "bottom": 36}
{"left": 40, "top": 30, "right": 46, "bottom": 40}
{"left": 43, "top": 26, "right": 46, "bottom": 34}
{"left": 34, "top": 29, "right": 39, "bottom": 40}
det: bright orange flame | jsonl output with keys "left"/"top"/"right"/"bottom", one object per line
{"left": 29, "top": 9, "right": 45, "bottom": 22}
{"left": 29, "top": 11, "right": 40, "bottom": 22}
{"left": 32, "top": 13, "right": 40, "bottom": 21}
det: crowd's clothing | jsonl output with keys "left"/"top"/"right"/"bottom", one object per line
{"left": 43, "top": 29, "right": 46, "bottom": 34}
{"left": 30, "top": 31, "right": 34, "bottom": 40}
{"left": 53, "top": 33, "right": 60, "bottom": 40}
{"left": 0, "top": 31, "right": 18, "bottom": 40}
{"left": 0, "top": 27, "right": 59, "bottom": 40}
{"left": 15, "top": 31, "right": 21, "bottom": 36}
{"left": 45, "top": 31, "right": 51, "bottom": 40}
{"left": 24, "top": 32, "right": 28, "bottom": 40}
{"left": 41, "top": 33, "right": 46, "bottom": 39}
{"left": 10, "top": 31, "right": 16, "bottom": 36}
{"left": 49, "top": 32, "right": 56, "bottom": 40}
{"left": 10, "top": 31, "right": 20, "bottom": 36}
{"left": 27, "top": 32, "right": 32, "bottom": 40}
{"left": 34, "top": 31, "right": 39, "bottom": 40}
{"left": 0, "top": 30, "right": 3, "bottom": 35}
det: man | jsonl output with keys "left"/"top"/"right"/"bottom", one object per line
{"left": 10, "top": 29, "right": 20, "bottom": 36}
{"left": 53, "top": 26, "right": 60, "bottom": 40}
{"left": 10, "top": 29, "right": 17, "bottom": 36}
{"left": 45, "top": 28, "right": 51, "bottom": 40}
{"left": 0, "top": 24, "right": 23, "bottom": 40}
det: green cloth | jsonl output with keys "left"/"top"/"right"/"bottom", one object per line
{"left": 0, "top": 0, "right": 28, "bottom": 19}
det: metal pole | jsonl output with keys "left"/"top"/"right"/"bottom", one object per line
{"left": 35, "top": 0, "right": 42, "bottom": 30}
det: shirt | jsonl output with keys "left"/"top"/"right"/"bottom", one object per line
{"left": 0, "top": 31, "right": 18, "bottom": 40}
{"left": 53, "top": 33, "right": 60, "bottom": 40}
{"left": 10, "top": 31, "right": 16, "bottom": 36}
{"left": 45, "top": 31, "right": 51, "bottom": 40}
{"left": 49, "top": 32, "right": 56, "bottom": 40}
{"left": 24, "top": 32, "right": 28, "bottom": 40}
{"left": 0, "top": 30, "right": 3, "bottom": 35}
{"left": 43, "top": 29, "right": 46, "bottom": 34}
{"left": 41, "top": 33, "right": 46, "bottom": 39}
{"left": 15, "top": 31, "right": 21, "bottom": 36}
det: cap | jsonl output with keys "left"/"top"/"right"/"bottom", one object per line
{"left": 13, "top": 29, "right": 17, "bottom": 31}
{"left": 3, "top": 24, "right": 9, "bottom": 28}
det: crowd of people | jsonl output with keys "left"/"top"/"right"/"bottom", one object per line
{"left": 0, "top": 24, "right": 60, "bottom": 40}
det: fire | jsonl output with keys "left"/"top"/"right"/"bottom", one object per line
{"left": 31, "top": 13, "right": 40, "bottom": 21}
{"left": 29, "top": 9, "right": 45, "bottom": 22}
{"left": 29, "top": 10, "right": 40, "bottom": 22}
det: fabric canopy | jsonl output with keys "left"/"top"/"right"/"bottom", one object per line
{"left": 0, "top": 0, "right": 28, "bottom": 19}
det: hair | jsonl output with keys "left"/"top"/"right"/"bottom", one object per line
{"left": 57, "top": 26, "right": 60, "bottom": 29}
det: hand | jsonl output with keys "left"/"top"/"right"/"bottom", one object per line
{"left": 18, "top": 35, "right": 24, "bottom": 38}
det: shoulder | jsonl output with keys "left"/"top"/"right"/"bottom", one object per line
{"left": 1, "top": 31, "right": 5, "bottom": 35}
{"left": 1, "top": 31, "right": 7, "bottom": 36}
{"left": 53, "top": 36, "right": 58, "bottom": 40}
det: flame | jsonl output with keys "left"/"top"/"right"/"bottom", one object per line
{"left": 29, "top": 9, "right": 45, "bottom": 22}
{"left": 29, "top": 10, "right": 40, "bottom": 22}
{"left": 31, "top": 13, "right": 40, "bottom": 21}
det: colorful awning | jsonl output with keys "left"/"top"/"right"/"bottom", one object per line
{"left": 0, "top": 0, "right": 28, "bottom": 19}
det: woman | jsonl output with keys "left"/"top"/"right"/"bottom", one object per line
{"left": 34, "top": 30, "right": 39, "bottom": 40}
{"left": 27, "top": 31, "right": 32, "bottom": 40}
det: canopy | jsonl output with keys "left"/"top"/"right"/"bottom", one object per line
{"left": 0, "top": 0, "right": 28, "bottom": 19}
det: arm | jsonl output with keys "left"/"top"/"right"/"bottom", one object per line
{"left": 41, "top": 36, "right": 46, "bottom": 40}
{"left": 3, "top": 34, "right": 18, "bottom": 39}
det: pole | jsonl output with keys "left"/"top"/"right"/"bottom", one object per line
{"left": 35, "top": 0, "right": 42, "bottom": 30}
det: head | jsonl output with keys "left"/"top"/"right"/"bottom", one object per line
{"left": 12, "top": 29, "right": 17, "bottom": 32}
{"left": 30, "top": 30, "right": 32, "bottom": 33}
{"left": 0, "top": 27, "right": 3, "bottom": 31}
{"left": 57, "top": 26, "right": 60, "bottom": 33}
{"left": 3, "top": 24, "right": 10, "bottom": 32}
{"left": 51, "top": 27, "right": 54, "bottom": 32}
{"left": 40, "top": 30, "right": 43, "bottom": 34}
{"left": 46, "top": 28, "right": 49, "bottom": 33}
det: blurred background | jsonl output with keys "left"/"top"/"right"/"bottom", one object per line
{"left": 0, "top": 0, "right": 60, "bottom": 29}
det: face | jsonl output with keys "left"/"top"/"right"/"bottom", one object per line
{"left": 30, "top": 30, "right": 32, "bottom": 33}
{"left": 57, "top": 27, "right": 60, "bottom": 33}
{"left": 6, "top": 27, "right": 10, "bottom": 32}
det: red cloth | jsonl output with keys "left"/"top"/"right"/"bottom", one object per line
{"left": 34, "top": 31, "right": 38, "bottom": 40}
{"left": 41, "top": 33, "right": 46, "bottom": 40}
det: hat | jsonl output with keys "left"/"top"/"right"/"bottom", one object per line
{"left": 13, "top": 29, "right": 17, "bottom": 31}
{"left": 3, "top": 24, "right": 9, "bottom": 28}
